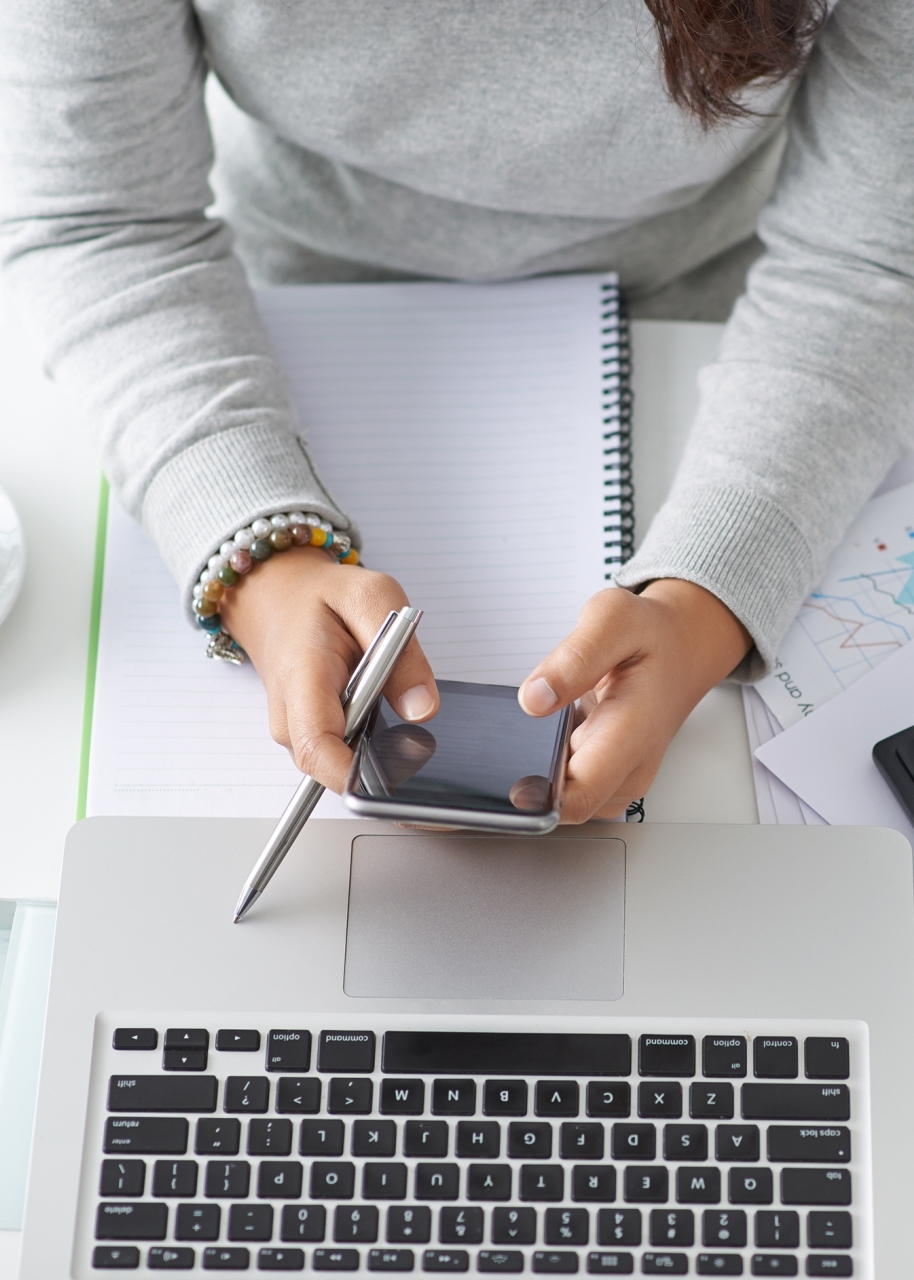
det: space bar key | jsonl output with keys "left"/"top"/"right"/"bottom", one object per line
{"left": 108, "top": 1075, "right": 218, "bottom": 1113}
{"left": 741, "top": 1083, "right": 850, "bottom": 1121}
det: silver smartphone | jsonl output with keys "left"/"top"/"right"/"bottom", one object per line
{"left": 342, "top": 679, "right": 573, "bottom": 833}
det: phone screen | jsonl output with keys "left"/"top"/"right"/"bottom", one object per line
{"left": 350, "top": 680, "right": 570, "bottom": 818}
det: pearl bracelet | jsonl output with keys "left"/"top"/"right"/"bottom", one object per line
{"left": 192, "top": 512, "right": 359, "bottom": 663}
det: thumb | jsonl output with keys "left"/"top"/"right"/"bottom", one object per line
{"left": 382, "top": 634, "right": 440, "bottom": 723}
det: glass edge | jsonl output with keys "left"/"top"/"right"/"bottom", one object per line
{"left": 76, "top": 475, "right": 109, "bottom": 822}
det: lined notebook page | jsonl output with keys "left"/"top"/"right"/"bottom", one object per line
{"left": 87, "top": 274, "right": 612, "bottom": 818}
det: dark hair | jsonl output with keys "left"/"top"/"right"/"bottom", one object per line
{"left": 643, "top": 0, "right": 827, "bottom": 127}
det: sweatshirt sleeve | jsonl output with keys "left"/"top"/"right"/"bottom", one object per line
{"left": 0, "top": 0, "right": 357, "bottom": 613}
{"left": 615, "top": 0, "right": 914, "bottom": 680}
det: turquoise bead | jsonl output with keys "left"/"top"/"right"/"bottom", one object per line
{"left": 250, "top": 538, "right": 273, "bottom": 561}
{"left": 197, "top": 613, "right": 222, "bottom": 632}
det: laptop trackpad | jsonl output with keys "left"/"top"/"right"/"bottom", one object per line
{"left": 344, "top": 834, "right": 625, "bottom": 1000}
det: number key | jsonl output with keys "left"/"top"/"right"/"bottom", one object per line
{"left": 280, "top": 1204, "right": 327, "bottom": 1242}
{"left": 596, "top": 1208, "right": 642, "bottom": 1246}
{"left": 388, "top": 1205, "right": 432, "bottom": 1243}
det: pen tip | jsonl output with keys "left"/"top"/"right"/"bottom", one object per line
{"left": 233, "top": 886, "right": 261, "bottom": 923}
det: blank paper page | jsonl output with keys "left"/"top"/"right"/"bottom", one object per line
{"left": 87, "top": 274, "right": 611, "bottom": 818}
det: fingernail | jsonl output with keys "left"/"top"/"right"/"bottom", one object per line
{"left": 399, "top": 684, "right": 436, "bottom": 721}
{"left": 519, "top": 676, "right": 558, "bottom": 715}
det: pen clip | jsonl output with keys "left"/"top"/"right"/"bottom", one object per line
{"left": 341, "top": 610, "right": 398, "bottom": 708}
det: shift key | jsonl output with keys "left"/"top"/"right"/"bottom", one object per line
{"left": 108, "top": 1075, "right": 218, "bottom": 1113}
{"left": 741, "top": 1084, "right": 849, "bottom": 1121}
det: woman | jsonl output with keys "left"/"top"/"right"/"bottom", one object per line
{"left": 1, "top": 0, "right": 911, "bottom": 820}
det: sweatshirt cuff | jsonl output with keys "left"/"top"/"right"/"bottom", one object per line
{"left": 141, "top": 423, "right": 360, "bottom": 622}
{"left": 613, "top": 484, "right": 813, "bottom": 681}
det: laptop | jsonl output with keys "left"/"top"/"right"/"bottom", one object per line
{"left": 17, "top": 817, "right": 914, "bottom": 1278}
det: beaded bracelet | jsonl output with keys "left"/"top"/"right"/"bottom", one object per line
{"left": 192, "top": 512, "right": 359, "bottom": 663}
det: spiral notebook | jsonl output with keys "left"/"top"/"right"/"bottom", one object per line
{"left": 82, "top": 272, "right": 633, "bottom": 819}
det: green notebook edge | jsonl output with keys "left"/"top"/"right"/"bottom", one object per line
{"left": 75, "top": 476, "right": 109, "bottom": 822}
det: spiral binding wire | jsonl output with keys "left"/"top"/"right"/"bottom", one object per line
{"left": 600, "top": 280, "right": 635, "bottom": 574}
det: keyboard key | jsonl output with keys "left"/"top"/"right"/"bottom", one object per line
{"left": 415, "top": 1163, "right": 460, "bottom": 1200}
{"left": 353, "top": 1120, "right": 398, "bottom": 1157}
{"left": 301, "top": 1121, "right": 346, "bottom": 1156}
{"left": 319, "top": 1031, "right": 376, "bottom": 1073}
{"left": 690, "top": 1084, "right": 734, "bottom": 1120}
{"left": 310, "top": 1162, "right": 357, "bottom": 1199}
{"left": 611, "top": 1124, "right": 655, "bottom": 1161}
{"left": 781, "top": 1169, "right": 851, "bottom": 1206}
{"left": 638, "top": 1037, "right": 695, "bottom": 1078}
{"left": 92, "top": 1245, "right": 141, "bottom": 1268}
{"left": 536, "top": 1081, "right": 580, "bottom": 1117}
{"left": 96, "top": 1203, "right": 168, "bottom": 1240}
{"left": 533, "top": 1252, "right": 578, "bottom": 1273}
{"left": 586, "top": 1252, "right": 634, "bottom": 1274}
{"left": 440, "top": 1207, "right": 483, "bottom": 1244}
{"left": 108, "top": 1076, "right": 217, "bottom": 1113}
{"left": 702, "top": 1037, "right": 747, "bottom": 1079}
{"left": 313, "top": 1250, "right": 361, "bottom": 1270}
{"left": 805, "top": 1259, "right": 852, "bottom": 1276}
{"left": 258, "top": 1161, "right": 303, "bottom": 1199}
{"left": 754, "top": 1039, "right": 798, "bottom": 1079}
{"left": 105, "top": 1117, "right": 189, "bottom": 1155}
{"left": 560, "top": 1124, "right": 604, "bottom": 1161}
{"left": 148, "top": 1247, "right": 195, "bottom": 1269}
{"left": 586, "top": 1083, "right": 630, "bottom": 1119}
{"left": 728, "top": 1170, "right": 773, "bottom": 1204}
{"left": 276, "top": 1078, "right": 321, "bottom": 1114}
{"left": 520, "top": 1165, "right": 564, "bottom": 1201}
{"left": 389, "top": 1206, "right": 432, "bottom": 1243}
{"left": 716, "top": 1126, "right": 760, "bottom": 1162}
{"left": 741, "top": 1085, "right": 849, "bottom": 1122}
{"left": 258, "top": 1248, "right": 305, "bottom": 1271}
{"left": 508, "top": 1123, "right": 553, "bottom": 1159}
{"left": 638, "top": 1083, "right": 682, "bottom": 1119}
{"left": 176, "top": 1204, "right": 221, "bottom": 1241}
{"left": 545, "top": 1208, "right": 589, "bottom": 1245}
{"left": 100, "top": 1160, "right": 146, "bottom": 1196}
{"left": 467, "top": 1164, "right": 512, "bottom": 1200}
{"left": 165, "top": 1029, "right": 209, "bottom": 1052}
{"left": 422, "top": 1250, "right": 469, "bottom": 1271}
{"left": 484, "top": 1081, "right": 528, "bottom": 1116}
{"left": 804, "top": 1039, "right": 849, "bottom": 1081}
{"left": 329, "top": 1078, "right": 374, "bottom": 1114}
{"left": 433, "top": 1080, "right": 476, "bottom": 1115}
{"left": 493, "top": 1207, "right": 537, "bottom": 1244}
{"left": 202, "top": 1247, "right": 250, "bottom": 1269}
{"left": 807, "top": 1212, "right": 852, "bottom": 1248}
{"left": 642, "top": 1255, "right": 687, "bottom": 1275}
{"left": 457, "top": 1123, "right": 501, "bottom": 1159}
{"left": 266, "top": 1031, "right": 312, "bottom": 1073}
{"left": 622, "top": 1167, "right": 667, "bottom": 1203}
{"left": 383, "top": 1033, "right": 631, "bottom": 1078}
{"left": 364, "top": 1163, "right": 409, "bottom": 1200}
{"left": 335, "top": 1204, "right": 380, "bottom": 1242}
{"left": 162, "top": 1049, "right": 207, "bottom": 1072}
{"left": 405, "top": 1121, "right": 449, "bottom": 1158}
{"left": 114, "top": 1029, "right": 158, "bottom": 1051}
{"left": 597, "top": 1209, "right": 641, "bottom": 1247}
{"left": 216, "top": 1030, "right": 261, "bottom": 1053}
{"left": 205, "top": 1162, "right": 251, "bottom": 1199}
{"left": 370, "top": 1249, "right": 416, "bottom": 1272}
{"left": 650, "top": 1210, "right": 694, "bottom": 1247}
{"left": 197, "top": 1120, "right": 241, "bottom": 1156}
{"left": 229, "top": 1205, "right": 273, "bottom": 1241}
{"left": 571, "top": 1167, "right": 614, "bottom": 1203}
{"left": 663, "top": 1125, "right": 707, "bottom": 1161}
{"left": 767, "top": 1128, "right": 850, "bottom": 1164}
{"left": 248, "top": 1120, "right": 293, "bottom": 1156}
{"left": 280, "top": 1205, "right": 327, "bottom": 1242}
{"left": 152, "top": 1161, "right": 197, "bottom": 1197}
{"left": 696, "top": 1257, "right": 743, "bottom": 1276}
{"left": 755, "top": 1212, "right": 799, "bottom": 1249}
{"left": 478, "top": 1251, "right": 524, "bottom": 1272}
{"left": 701, "top": 1210, "right": 745, "bottom": 1248}
{"left": 382, "top": 1080, "right": 426, "bottom": 1115}
{"left": 675, "top": 1168, "right": 720, "bottom": 1204}
{"left": 223, "top": 1078, "right": 270, "bottom": 1114}
{"left": 751, "top": 1258, "right": 797, "bottom": 1276}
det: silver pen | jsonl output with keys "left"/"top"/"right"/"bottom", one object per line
{"left": 233, "top": 605, "right": 424, "bottom": 922}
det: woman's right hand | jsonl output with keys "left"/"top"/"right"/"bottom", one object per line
{"left": 217, "top": 545, "right": 439, "bottom": 792}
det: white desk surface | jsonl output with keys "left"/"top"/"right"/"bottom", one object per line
{"left": 0, "top": 306, "right": 755, "bottom": 1271}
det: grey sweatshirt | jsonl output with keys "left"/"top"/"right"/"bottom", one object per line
{"left": 1, "top": 0, "right": 913, "bottom": 678}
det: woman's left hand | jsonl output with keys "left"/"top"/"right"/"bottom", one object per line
{"left": 517, "top": 578, "right": 752, "bottom": 823}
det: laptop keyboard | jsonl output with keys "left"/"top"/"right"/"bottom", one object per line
{"left": 79, "top": 1020, "right": 869, "bottom": 1277}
